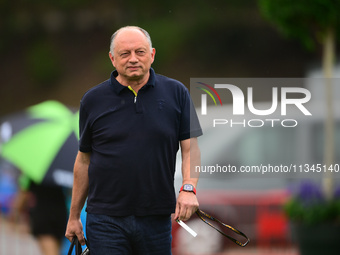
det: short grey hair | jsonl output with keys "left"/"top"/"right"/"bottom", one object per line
{"left": 109, "top": 26, "right": 153, "bottom": 54}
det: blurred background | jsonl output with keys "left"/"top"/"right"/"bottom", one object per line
{"left": 1, "top": 0, "right": 340, "bottom": 254}
{"left": 1, "top": 0, "right": 330, "bottom": 116}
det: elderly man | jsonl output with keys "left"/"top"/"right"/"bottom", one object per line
{"left": 65, "top": 26, "right": 202, "bottom": 255}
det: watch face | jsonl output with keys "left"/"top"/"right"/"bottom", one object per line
{"left": 184, "top": 184, "right": 193, "bottom": 191}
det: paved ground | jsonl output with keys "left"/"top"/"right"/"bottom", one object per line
{"left": 0, "top": 216, "right": 42, "bottom": 255}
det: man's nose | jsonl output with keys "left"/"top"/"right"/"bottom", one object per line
{"left": 129, "top": 52, "right": 138, "bottom": 63}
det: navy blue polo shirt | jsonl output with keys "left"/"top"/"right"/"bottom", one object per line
{"left": 79, "top": 68, "right": 202, "bottom": 216}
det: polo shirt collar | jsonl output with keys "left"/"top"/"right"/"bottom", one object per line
{"left": 110, "top": 67, "right": 156, "bottom": 95}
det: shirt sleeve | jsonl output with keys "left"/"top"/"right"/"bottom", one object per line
{"left": 178, "top": 87, "right": 203, "bottom": 141}
{"left": 78, "top": 101, "right": 92, "bottom": 152}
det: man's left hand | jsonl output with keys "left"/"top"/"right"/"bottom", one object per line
{"left": 174, "top": 191, "right": 199, "bottom": 221}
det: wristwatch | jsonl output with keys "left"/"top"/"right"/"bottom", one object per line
{"left": 180, "top": 184, "right": 196, "bottom": 195}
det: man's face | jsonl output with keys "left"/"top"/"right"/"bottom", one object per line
{"left": 109, "top": 29, "right": 155, "bottom": 83}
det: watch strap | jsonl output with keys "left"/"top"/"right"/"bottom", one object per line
{"left": 180, "top": 184, "right": 196, "bottom": 195}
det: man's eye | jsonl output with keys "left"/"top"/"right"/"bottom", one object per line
{"left": 137, "top": 51, "right": 146, "bottom": 56}
{"left": 120, "top": 53, "right": 129, "bottom": 57}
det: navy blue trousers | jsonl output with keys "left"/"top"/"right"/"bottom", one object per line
{"left": 86, "top": 213, "right": 172, "bottom": 255}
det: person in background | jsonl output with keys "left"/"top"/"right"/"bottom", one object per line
{"left": 10, "top": 175, "right": 67, "bottom": 255}
{"left": 65, "top": 25, "right": 202, "bottom": 254}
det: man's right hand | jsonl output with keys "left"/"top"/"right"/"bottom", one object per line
{"left": 65, "top": 151, "right": 90, "bottom": 246}
{"left": 65, "top": 218, "right": 85, "bottom": 246}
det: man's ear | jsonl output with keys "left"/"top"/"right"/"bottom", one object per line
{"left": 151, "top": 48, "right": 156, "bottom": 64}
{"left": 109, "top": 52, "right": 115, "bottom": 67}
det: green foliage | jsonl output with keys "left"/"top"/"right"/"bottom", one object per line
{"left": 258, "top": 0, "right": 340, "bottom": 50}
{"left": 143, "top": 20, "right": 191, "bottom": 64}
{"left": 0, "top": 0, "right": 91, "bottom": 9}
{"left": 26, "top": 41, "right": 62, "bottom": 86}
{"left": 284, "top": 198, "right": 340, "bottom": 225}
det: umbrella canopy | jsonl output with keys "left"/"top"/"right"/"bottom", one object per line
{"left": 0, "top": 100, "right": 79, "bottom": 188}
